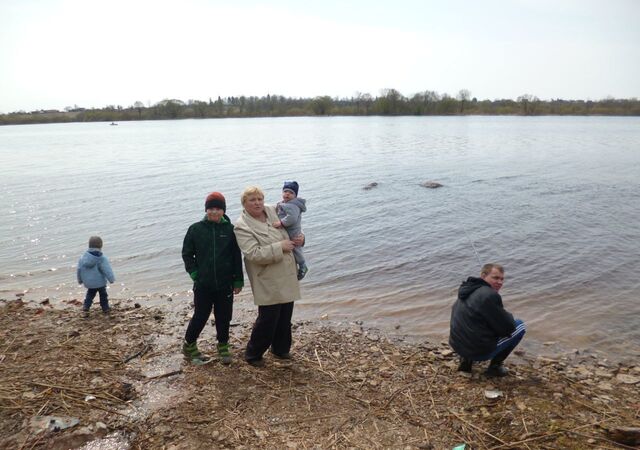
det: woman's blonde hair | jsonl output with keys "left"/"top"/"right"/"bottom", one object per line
{"left": 240, "top": 186, "right": 265, "bottom": 206}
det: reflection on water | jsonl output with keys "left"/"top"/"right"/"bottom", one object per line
{"left": 1, "top": 116, "right": 639, "bottom": 357}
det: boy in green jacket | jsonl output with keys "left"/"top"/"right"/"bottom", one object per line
{"left": 181, "top": 192, "right": 244, "bottom": 365}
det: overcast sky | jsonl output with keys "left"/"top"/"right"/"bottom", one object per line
{"left": 1, "top": 0, "right": 638, "bottom": 113}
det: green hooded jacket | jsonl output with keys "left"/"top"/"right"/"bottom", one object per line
{"left": 182, "top": 215, "right": 244, "bottom": 291}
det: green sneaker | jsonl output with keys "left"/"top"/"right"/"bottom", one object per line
{"left": 217, "top": 343, "right": 232, "bottom": 365}
{"left": 182, "top": 341, "right": 212, "bottom": 365}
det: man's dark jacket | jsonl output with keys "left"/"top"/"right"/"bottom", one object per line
{"left": 449, "top": 277, "right": 516, "bottom": 358}
{"left": 182, "top": 215, "right": 244, "bottom": 291}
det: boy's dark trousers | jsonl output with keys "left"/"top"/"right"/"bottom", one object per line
{"left": 84, "top": 287, "right": 109, "bottom": 311}
{"left": 245, "top": 301, "right": 294, "bottom": 361}
{"left": 185, "top": 284, "right": 233, "bottom": 344}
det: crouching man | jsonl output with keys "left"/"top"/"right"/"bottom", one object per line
{"left": 449, "top": 263, "right": 526, "bottom": 377}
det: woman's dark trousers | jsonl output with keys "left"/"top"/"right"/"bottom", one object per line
{"left": 245, "top": 301, "right": 294, "bottom": 361}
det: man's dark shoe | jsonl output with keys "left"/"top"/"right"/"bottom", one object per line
{"left": 246, "top": 357, "right": 265, "bottom": 367}
{"left": 458, "top": 358, "right": 473, "bottom": 373}
{"left": 271, "top": 351, "right": 292, "bottom": 360}
{"left": 485, "top": 364, "right": 509, "bottom": 377}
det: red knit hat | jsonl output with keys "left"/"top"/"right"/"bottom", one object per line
{"left": 205, "top": 192, "right": 226, "bottom": 212}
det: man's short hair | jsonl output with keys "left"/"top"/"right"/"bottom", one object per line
{"left": 480, "top": 263, "right": 504, "bottom": 277}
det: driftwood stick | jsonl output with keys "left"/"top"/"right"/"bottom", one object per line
{"left": 450, "top": 410, "right": 507, "bottom": 445}
{"left": 2, "top": 336, "right": 18, "bottom": 353}
{"left": 401, "top": 349, "right": 422, "bottom": 363}
{"left": 29, "top": 381, "right": 124, "bottom": 404}
{"left": 36, "top": 399, "right": 50, "bottom": 416}
{"left": 568, "top": 395, "right": 608, "bottom": 414}
{"left": 568, "top": 430, "right": 639, "bottom": 450}
{"left": 271, "top": 413, "right": 341, "bottom": 426}
{"left": 30, "top": 382, "right": 105, "bottom": 401}
{"left": 83, "top": 356, "right": 124, "bottom": 363}
{"left": 314, "top": 348, "right": 323, "bottom": 370}
{"left": 145, "top": 369, "right": 183, "bottom": 381}
{"left": 426, "top": 367, "right": 440, "bottom": 418}
{"left": 68, "top": 396, "right": 129, "bottom": 416}
{"left": 381, "top": 381, "right": 419, "bottom": 410}
{"left": 488, "top": 420, "right": 607, "bottom": 449}
{"left": 123, "top": 343, "right": 152, "bottom": 363}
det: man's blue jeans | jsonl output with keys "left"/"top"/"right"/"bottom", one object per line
{"left": 474, "top": 319, "right": 526, "bottom": 362}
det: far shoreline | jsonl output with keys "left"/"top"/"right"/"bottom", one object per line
{"left": 2, "top": 92, "right": 639, "bottom": 126}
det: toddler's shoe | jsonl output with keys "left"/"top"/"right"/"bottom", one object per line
{"left": 297, "top": 265, "right": 309, "bottom": 280}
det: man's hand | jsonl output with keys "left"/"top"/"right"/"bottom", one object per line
{"left": 233, "top": 287, "right": 242, "bottom": 295}
{"left": 272, "top": 220, "right": 282, "bottom": 228}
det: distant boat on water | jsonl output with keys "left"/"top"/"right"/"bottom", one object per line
{"left": 110, "top": 122, "right": 118, "bottom": 126}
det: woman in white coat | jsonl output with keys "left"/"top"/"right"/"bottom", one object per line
{"left": 234, "top": 186, "right": 303, "bottom": 366}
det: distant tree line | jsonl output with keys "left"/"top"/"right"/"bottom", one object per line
{"left": 2, "top": 89, "right": 639, "bottom": 125}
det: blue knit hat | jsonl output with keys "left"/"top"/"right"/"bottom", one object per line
{"left": 282, "top": 180, "right": 299, "bottom": 196}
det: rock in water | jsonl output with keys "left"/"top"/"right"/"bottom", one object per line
{"left": 420, "top": 181, "right": 443, "bottom": 189}
{"left": 363, "top": 182, "right": 378, "bottom": 190}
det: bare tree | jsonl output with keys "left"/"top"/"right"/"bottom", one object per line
{"left": 517, "top": 94, "right": 540, "bottom": 115}
{"left": 133, "top": 101, "right": 144, "bottom": 119}
{"left": 457, "top": 89, "right": 471, "bottom": 113}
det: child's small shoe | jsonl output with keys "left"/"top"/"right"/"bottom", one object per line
{"left": 182, "top": 341, "right": 212, "bottom": 366}
{"left": 297, "top": 265, "right": 309, "bottom": 280}
{"left": 217, "top": 342, "right": 232, "bottom": 365}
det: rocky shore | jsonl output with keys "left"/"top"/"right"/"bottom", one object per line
{"left": 1, "top": 294, "right": 639, "bottom": 449}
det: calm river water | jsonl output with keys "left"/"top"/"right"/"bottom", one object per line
{"left": 1, "top": 117, "right": 639, "bottom": 358}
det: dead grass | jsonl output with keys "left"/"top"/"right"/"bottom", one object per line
{"left": 1, "top": 298, "right": 638, "bottom": 449}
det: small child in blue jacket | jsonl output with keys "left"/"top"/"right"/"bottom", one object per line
{"left": 77, "top": 236, "right": 116, "bottom": 315}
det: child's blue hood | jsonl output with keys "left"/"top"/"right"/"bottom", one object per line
{"left": 79, "top": 249, "right": 103, "bottom": 268}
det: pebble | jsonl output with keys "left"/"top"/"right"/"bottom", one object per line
{"left": 615, "top": 373, "right": 640, "bottom": 384}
